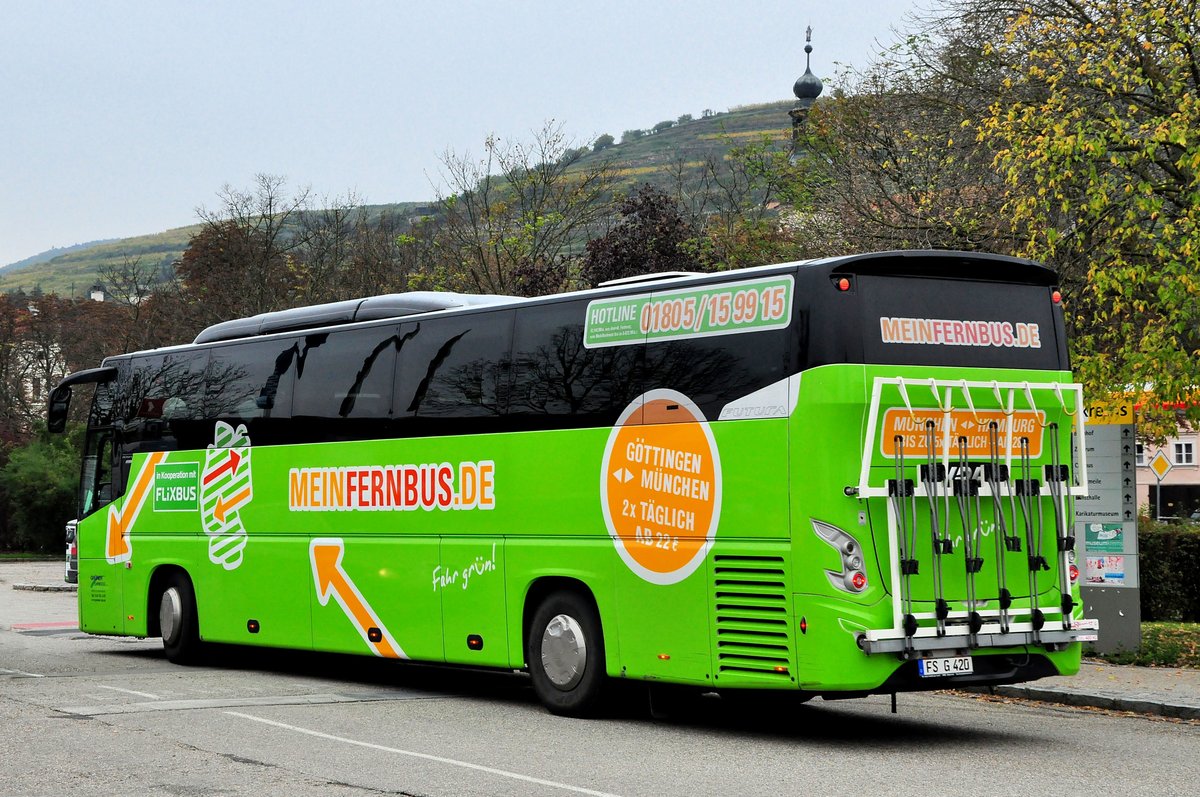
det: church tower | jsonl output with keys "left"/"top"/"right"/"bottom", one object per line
{"left": 789, "top": 26, "right": 824, "bottom": 144}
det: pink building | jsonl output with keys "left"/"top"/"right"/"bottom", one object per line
{"left": 1137, "top": 431, "right": 1200, "bottom": 519}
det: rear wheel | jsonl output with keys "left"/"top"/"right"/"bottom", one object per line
{"left": 527, "top": 591, "right": 607, "bottom": 716}
{"left": 159, "top": 573, "right": 202, "bottom": 664}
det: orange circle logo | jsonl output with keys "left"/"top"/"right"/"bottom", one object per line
{"left": 601, "top": 390, "right": 722, "bottom": 584}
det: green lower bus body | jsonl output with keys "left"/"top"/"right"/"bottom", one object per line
{"left": 75, "top": 363, "right": 1085, "bottom": 700}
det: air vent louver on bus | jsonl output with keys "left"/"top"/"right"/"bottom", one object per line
{"left": 712, "top": 555, "right": 793, "bottom": 679}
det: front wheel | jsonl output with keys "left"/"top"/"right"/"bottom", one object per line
{"left": 527, "top": 591, "right": 607, "bottom": 717}
{"left": 159, "top": 573, "right": 202, "bottom": 664}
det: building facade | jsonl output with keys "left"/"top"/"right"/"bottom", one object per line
{"left": 1137, "top": 430, "right": 1200, "bottom": 519}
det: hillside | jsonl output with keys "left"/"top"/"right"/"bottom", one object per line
{"left": 0, "top": 239, "right": 120, "bottom": 276}
{"left": 0, "top": 101, "right": 794, "bottom": 296}
{"left": 576, "top": 100, "right": 792, "bottom": 192}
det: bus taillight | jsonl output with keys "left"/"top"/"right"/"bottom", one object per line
{"left": 812, "top": 519, "right": 870, "bottom": 595}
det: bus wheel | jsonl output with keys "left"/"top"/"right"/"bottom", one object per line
{"left": 528, "top": 591, "right": 606, "bottom": 717}
{"left": 159, "top": 573, "right": 202, "bottom": 664}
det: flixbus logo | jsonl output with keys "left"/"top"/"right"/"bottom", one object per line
{"left": 153, "top": 463, "right": 199, "bottom": 512}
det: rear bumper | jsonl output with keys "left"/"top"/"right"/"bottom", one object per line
{"left": 860, "top": 625, "right": 1090, "bottom": 656}
{"left": 869, "top": 651, "right": 1062, "bottom": 695}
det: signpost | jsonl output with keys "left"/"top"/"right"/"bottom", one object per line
{"left": 1075, "top": 399, "right": 1140, "bottom": 654}
{"left": 1148, "top": 449, "right": 1173, "bottom": 520}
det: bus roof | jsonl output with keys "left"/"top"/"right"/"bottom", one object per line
{"left": 113, "top": 250, "right": 1054, "bottom": 361}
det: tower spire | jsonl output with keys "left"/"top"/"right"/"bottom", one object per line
{"left": 789, "top": 26, "right": 824, "bottom": 145}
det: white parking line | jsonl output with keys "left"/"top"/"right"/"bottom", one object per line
{"left": 0, "top": 668, "right": 44, "bottom": 678}
{"left": 97, "top": 685, "right": 162, "bottom": 700}
{"left": 226, "top": 711, "right": 623, "bottom": 797}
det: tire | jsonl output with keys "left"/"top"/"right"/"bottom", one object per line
{"left": 159, "top": 573, "right": 203, "bottom": 665}
{"left": 527, "top": 591, "right": 607, "bottom": 717}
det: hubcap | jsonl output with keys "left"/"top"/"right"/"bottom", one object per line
{"left": 159, "top": 587, "right": 182, "bottom": 644}
{"left": 541, "top": 613, "right": 587, "bottom": 690}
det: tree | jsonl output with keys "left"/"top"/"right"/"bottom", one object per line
{"left": 580, "top": 185, "right": 699, "bottom": 287}
{"left": 178, "top": 174, "right": 310, "bottom": 326}
{"left": 685, "top": 133, "right": 840, "bottom": 270}
{"left": 798, "top": 14, "right": 1015, "bottom": 255}
{"left": 652, "top": 120, "right": 676, "bottom": 134}
{"left": 975, "top": 0, "right": 1200, "bottom": 436}
{"left": 293, "top": 193, "right": 362, "bottom": 304}
{"left": 620, "top": 129, "right": 645, "bottom": 143}
{"left": 96, "top": 253, "right": 184, "bottom": 352}
{"left": 0, "top": 432, "right": 78, "bottom": 552}
{"left": 677, "top": 114, "right": 694, "bottom": 125}
{"left": 173, "top": 219, "right": 294, "bottom": 330}
{"left": 432, "top": 122, "right": 619, "bottom": 296}
{"left": 341, "top": 209, "right": 432, "bottom": 298}
{"left": 592, "top": 133, "right": 615, "bottom": 152}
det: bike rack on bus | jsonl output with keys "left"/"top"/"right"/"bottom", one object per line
{"left": 854, "top": 377, "right": 1095, "bottom": 657}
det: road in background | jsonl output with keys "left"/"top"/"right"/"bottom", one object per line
{"left": 3, "top": 562, "right": 1196, "bottom": 796}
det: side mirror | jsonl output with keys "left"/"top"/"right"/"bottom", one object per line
{"left": 47, "top": 385, "right": 71, "bottom": 433}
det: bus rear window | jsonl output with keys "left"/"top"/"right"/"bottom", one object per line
{"left": 858, "top": 275, "right": 1066, "bottom": 370}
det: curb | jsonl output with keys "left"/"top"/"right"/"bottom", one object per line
{"left": 12, "top": 583, "right": 77, "bottom": 593}
{"left": 968, "top": 684, "right": 1200, "bottom": 720}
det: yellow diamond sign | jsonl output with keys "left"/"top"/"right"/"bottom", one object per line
{"left": 1149, "top": 449, "right": 1173, "bottom": 481}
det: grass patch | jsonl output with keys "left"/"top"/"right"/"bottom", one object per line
{"left": 0, "top": 552, "right": 52, "bottom": 560}
{"left": 1087, "top": 622, "right": 1200, "bottom": 668}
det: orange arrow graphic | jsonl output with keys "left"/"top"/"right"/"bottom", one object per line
{"left": 106, "top": 452, "right": 168, "bottom": 562}
{"left": 213, "top": 487, "right": 251, "bottom": 523}
{"left": 203, "top": 450, "right": 241, "bottom": 485}
{"left": 310, "top": 538, "right": 405, "bottom": 659}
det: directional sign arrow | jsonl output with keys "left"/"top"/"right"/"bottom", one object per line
{"left": 1124, "top": 477, "right": 1132, "bottom": 486}
{"left": 310, "top": 538, "right": 405, "bottom": 659}
{"left": 106, "top": 452, "right": 167, "bottom": 563}
{"left": 213, "top": 487, "right": 251, "bottom": 523}
{"left": 1124, "top": 510, "right": 1133, "bottom": 520}
{"left": 202, "top": 450, "right": 241, "bottom": 485}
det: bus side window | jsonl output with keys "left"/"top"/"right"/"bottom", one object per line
{"left": 205, "top": 338, "right": 298, "bottom": 445}
{"left": 292, "top": 326, "right": 400, "bottom": 442}
{"left": 509, "top": 298, "right": 643, "bottom": 430}
{"left": 394, "top": 311, "right": 515, "bottom": 436}
{"left": 118, "top": 352, "right": 209, "bottom": 457}
{"left": 644, "top": 328, "right": 789, "bottom": 421}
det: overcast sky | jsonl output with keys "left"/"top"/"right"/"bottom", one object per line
{"left": 0, "top": 0, "right": 920, "bottom": 268}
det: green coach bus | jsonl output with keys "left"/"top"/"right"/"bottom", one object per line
{"left": 48, "top": 250, "right": 1095, "bottom": 716}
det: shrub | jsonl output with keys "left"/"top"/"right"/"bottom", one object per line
{"left": 0, "top": 434, "right": 78, "bottom": 552}
{"left": 1139, "top": 519, "right": 1200, "bottom": 622}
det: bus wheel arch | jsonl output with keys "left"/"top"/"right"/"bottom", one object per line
{"left": 147, "top": 566, "right": 203, "bottom": 664}
{"left": 523, "top": 578, "right": 608, "bottom": 716}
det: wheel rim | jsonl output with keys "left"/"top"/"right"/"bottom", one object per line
{"left": 160, "top": 587, "right": 182, "bottom": 644}
{"left": 541, "top": 613, "right": 587, "bottom": 690}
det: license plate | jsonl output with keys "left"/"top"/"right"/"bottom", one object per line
{"left": 917, "top": 656, "right": 974, "bottom": 677}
